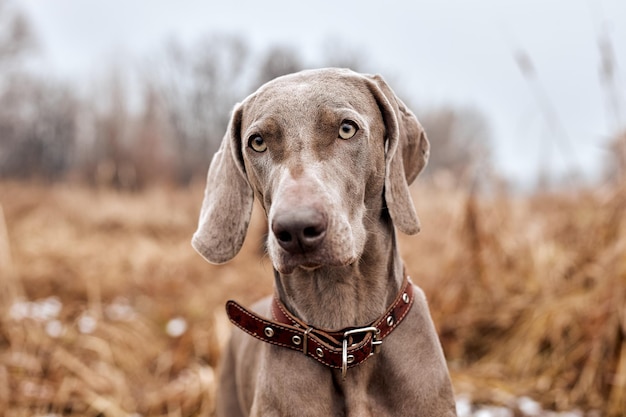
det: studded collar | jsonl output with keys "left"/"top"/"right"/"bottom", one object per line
{"left": 225, "top": 274, "right": 415, "bottom": 378}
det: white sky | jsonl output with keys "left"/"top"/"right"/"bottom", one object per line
{"left": 18, "top": 0, "right": 626, "bottom": 186}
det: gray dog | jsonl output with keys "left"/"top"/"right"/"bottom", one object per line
{"left": 193, "top": 68, "right": 456, "bottom": 417}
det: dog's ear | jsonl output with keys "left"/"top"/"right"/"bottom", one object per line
{"left": 192, "top": 104, "right": 254, "bottom": 263}
{"left": 365, "top": 74, "right": 430, "bottom": 235}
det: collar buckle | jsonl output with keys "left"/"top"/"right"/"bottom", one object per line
{"left": 341, "top": 326, "right": 381, "bottom": 379}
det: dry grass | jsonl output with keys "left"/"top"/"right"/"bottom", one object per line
{"left": 0, "top": 180, "right": 624, "bottom": 416}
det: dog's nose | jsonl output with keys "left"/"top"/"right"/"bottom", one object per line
{"left": 271, "top": 208, "right": 327, "bottom": 254}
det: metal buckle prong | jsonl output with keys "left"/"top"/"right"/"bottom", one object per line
{"left": 302, "top": 327, "right": 313, "bottom": 356}
{"left": 341, "top": 326, "right": 381, "bottom": 379}
{"left": 371, "top": 327, "right": 382, "bottom": 354}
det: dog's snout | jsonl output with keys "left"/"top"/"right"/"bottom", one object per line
{"left": 271, "top": 208, "right": 327, "bottom": 254}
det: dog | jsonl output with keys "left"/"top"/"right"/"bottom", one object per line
{"left": 192, "top": 68, "right": 456, "bottom": 416}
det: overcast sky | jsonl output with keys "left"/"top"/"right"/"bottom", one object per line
{"left": 18, "top": 0, "right": 626, "bottom": 186}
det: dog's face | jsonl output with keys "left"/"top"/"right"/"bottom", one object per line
{"left": 240, "top": 73, "right": 386, "bottom": 273}
{"left": 192, "top": 69, "right": 429, "bottom": 274}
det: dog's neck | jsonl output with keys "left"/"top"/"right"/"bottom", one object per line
{"left": 273, "top": 216, "right": 404, "bottom": 330}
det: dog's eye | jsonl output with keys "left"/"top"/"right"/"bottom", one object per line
{"left": 338, "top": 121, "right": 358, "bottom": 140}
{"left": 248, "top": 135, "right": 267, "bottom": 152}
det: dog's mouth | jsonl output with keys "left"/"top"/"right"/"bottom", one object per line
{"left": 271, "top": 250, "right": 357, "bottom": 275}
{"left": 300, "top": 262, "right": 322, "bottom": 271}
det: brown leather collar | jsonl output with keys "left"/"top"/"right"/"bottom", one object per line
{"left": 225, "top": 275, "right": 415, "bottom": 378}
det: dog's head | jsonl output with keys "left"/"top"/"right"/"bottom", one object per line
{"left": 192, "top": 68, "right": 429, "bottom": 274}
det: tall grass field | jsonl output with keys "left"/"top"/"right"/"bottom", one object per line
{"left": 0, "top": 180, "right": 624, "bottom": 416}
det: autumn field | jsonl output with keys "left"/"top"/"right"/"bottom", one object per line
{"left": 0, "top": 180, "right": 625, "bottom": 416}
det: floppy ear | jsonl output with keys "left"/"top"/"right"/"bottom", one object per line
{"left": 191, "top": 104, "right": 254, "bottom": 263}
{"left": 365, "top": 74, "right": 430, "bottom": 235}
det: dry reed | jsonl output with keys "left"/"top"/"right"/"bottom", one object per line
{"left": 0, "top": 180, "right": 624, "bottom": 416}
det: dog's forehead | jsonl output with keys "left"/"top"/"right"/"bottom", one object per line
{"left": 241, "top": 70, "right": 375, "bottom": 127}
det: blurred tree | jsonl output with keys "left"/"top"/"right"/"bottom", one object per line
{"left": 253, "top": 45, "right": 304, "bottom": 89}
{"left": 131, "top": 85, "right": 173, "bottom": 188}
{"left": 88, "top": 69, "right": 137, "bottom": 189}
{"left": 0, "top": 0, "right": 79, "bottom": 181}
{"left": 0, "top": 0, "right": 35, "bottom": 70}
{"left": 2, "top": 6, "right": 497, "bottom": 189}
{"left": 419, "top": 106, "right": 494, "bottom": 186}
{"left": 0, "top": 75, "right": 78, "bottom": 180}
{"left": 149, "top": 35, "right": 251, "bottom": 184}
{"left": 319, "top": 37, "right": 367, "bottom": 72}
{"left": 253, "top": 40, "right": 366, "bottom": 90}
